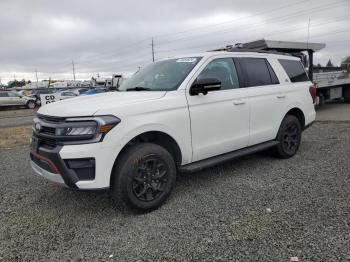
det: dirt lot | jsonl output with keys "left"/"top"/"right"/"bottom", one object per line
{"left": 0, "top": 104, "right": 349, "bottom": 261}
{"left": 316, "top": 102, "right": 350, "bottom": 121}
{"left": 0, "top": 126, "right": 31, "bottom": 149}
{"left": 0, "top": 109, "right": 36, "bottom": 128}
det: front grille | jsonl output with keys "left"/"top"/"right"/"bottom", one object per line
{"left": 41, "top": 126, "right": 56, "bottom": 135}
{"left": 40, "top": 137, "right": 57, "bottom": 148}
{"left": 35, "top": 115, "right": 63, "bottom": 147}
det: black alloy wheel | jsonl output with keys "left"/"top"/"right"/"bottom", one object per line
{"left": 111, "top": 143, "right": 176, "bottom": 212}
{"left": 282, "top": 121, "right": 301, "bottom": 155}
{"left": 272, "top": 115, "right": 302, "bottom": 159}
{"left": 132, "top": 156, "right": 169, "bottom": 202}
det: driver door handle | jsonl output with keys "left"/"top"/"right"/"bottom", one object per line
{"left": 233, "top": 100, "right": 246, "bottom": 105}
{"left": 277, "top": 95, "right": 286, "bottom": 99}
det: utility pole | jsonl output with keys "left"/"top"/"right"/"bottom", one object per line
{"left": 35, "top": 69, "right": 39, "bottom": 82}
{"left": 72, "top": 60, "right": 76, "bottom": 81}
{"left": 306, "top": 17, "right": 311, "bottom": 50}
{"left": 151, "top": 38, "right": 155, "bottom": 62}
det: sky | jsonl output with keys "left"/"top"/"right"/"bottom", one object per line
{"left": 0, "top": 0, "right": 349, "bottom": 83}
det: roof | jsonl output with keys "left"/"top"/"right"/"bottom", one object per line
{"left": 241, "top": 39, "right": 326, "bottom": 52}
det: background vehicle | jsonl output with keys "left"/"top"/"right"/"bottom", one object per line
{"left": 59, "top": 90, "right": 78, "bottom": 100}
{"left": 0, "top": 90, "right": 36, "bottom": 109}
{"left": 30, "top": 47, "right": 316, "bottom": 212}
{"left": 31, "top": 88, "right": 56, "bottom": 105}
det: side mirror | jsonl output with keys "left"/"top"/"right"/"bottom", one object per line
{"left": 190, "top": 78, "right": 221, "bottom": 95}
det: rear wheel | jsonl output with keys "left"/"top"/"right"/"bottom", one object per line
{"left": 110, "top": 143, "right": 176, "bottom": 212}
{"left": 272, "top": 115, "right": 302, "bottom": 159}
{"left": 27, "top": 101, "right": 36, "bottom": 109}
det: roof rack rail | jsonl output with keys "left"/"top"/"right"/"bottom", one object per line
{"left": 210, "top": 46, "right": 292, "bottom": 56}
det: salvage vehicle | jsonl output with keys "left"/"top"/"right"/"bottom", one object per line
{"left": 0, "top": 90, "right": 36, "bottom": 109}
{"left": 30, "top": 48, "right": 316, "bottom": 211}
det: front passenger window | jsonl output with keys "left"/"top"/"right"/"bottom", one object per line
{"left": 197, "top": 58, "right": 240, "bottom": 90}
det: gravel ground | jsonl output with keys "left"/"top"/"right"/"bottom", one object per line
{"left": 0, "top": 122, "right": 349, "bottom": 261}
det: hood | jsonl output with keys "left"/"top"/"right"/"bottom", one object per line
{"left": 38, "top": 91, "right": 166, "bottom": 117}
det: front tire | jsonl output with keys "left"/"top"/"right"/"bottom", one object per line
{"left": 272, "top": 115, "right": 302, "bottom": 159}
{"left": 110, "top": 143, "right": 176, "bottom": 212}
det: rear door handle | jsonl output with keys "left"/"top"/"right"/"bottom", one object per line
{"left": 233, "top": 100, "right": 246, "bottom": 105}
{"left": 277, "top": 95, "right": 286, "bottom": 99}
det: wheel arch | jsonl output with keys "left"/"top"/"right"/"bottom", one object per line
{"left": 110, "top": 130, "right": 183, "bottom": 185}
{"left": 285, "top": 107, "right": 306, "bottom": 129}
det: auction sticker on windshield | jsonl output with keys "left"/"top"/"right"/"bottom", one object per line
{"left": 176, "top": 58, "right": 197, "bottom": 63}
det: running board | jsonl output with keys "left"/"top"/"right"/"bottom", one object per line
{"left": 179, "top": 141, "right": 279, "bottom": 173}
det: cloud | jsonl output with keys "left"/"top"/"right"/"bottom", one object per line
{"left": 0, "top": 0, "right": 349, "bottom": 82}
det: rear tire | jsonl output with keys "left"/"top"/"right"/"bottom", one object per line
{"left": 110, "top": 143, "right": 176, "bottom": 212}
{"left": 344, "top": 86, "right": 350, "bottom": 103}
{"left": 27, "top": 101, "right": 36, "bottom": 109}
{"left": 272, "top": 115, "right": 302, "bottom": 159}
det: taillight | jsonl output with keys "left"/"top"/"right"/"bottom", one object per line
{"left": 309, "top": 84, "right": 317, "bottom": 104}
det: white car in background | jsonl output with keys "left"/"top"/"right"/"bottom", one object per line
{"left": 0, "top": 90, "right": 36, "bottom": 109}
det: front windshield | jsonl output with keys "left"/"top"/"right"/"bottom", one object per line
{"left": 119, "top": 57, "right": 202, "bottom": 91}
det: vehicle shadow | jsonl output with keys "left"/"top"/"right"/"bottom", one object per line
{"left": 41, "top": 151, "right": 273, "bottom": 216}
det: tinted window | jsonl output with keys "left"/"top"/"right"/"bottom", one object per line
{"left": 279, "top": 59, "right": 309, "bottom": 82}
{"left": 239, "top": 58, "right": 277, "bottom": 87}
{"left": 0, "top": 92, "right": 8, "bottom": 97}
{"left": 197, "top": 58, "right": 240, "bottom": 90}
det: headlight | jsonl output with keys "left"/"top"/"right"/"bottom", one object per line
{"left": 34, "top": 115, "right": 121, "bottom": 145}
{"left": 65, "top": 126, "right": 97, "bottom": 136}
{"left": 60, "top": 115, "right": 121, "bottom": 143}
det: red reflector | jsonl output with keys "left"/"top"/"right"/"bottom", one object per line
{"left": 309, "top": 84, "right": 317, "bottom": 104}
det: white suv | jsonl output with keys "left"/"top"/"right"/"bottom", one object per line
{"left": 30, "top": 50, "right": 316, "bottom": 211}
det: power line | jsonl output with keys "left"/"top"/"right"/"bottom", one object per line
{"left": 155, "top": 15, "right": 350, "bottom": 56}
{"left": 155, "top": 0, "right": 349, "bottom": 46}
{"left": 71, "top": 0, "right": 330, "bottom": 65}
{"left": 65, "top": 0, "right": 348, "bottom": 70}
{"left": 76, "top": 0, "right": 348, "bottom": 69}
{"left": 153, "top": 0, "right": 311, "bottom": 39}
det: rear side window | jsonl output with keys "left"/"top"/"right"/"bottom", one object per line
{"left": 279, "top": 59, "right": 309, "bottom": 82}
{"left": 0, "top": 92, "right": 8, "bottom": 97}
{"left": 238, "top": 58, "right": 279, "bottom": 87}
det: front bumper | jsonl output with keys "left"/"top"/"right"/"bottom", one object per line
{"left": 30, "top": 144, "right": 85, "bottom": 188}
{"left": 31, "top": 160, "right": 65, "bottom": 185}
{"left": 30, "top": 137, "right": 117, "bottom": 189}
{"left": 29, "top": 114, "right": 121, "bottom": 189}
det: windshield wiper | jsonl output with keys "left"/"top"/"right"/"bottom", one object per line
{"left": 126, "top": 86, "right": 151, "bottom": 91}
